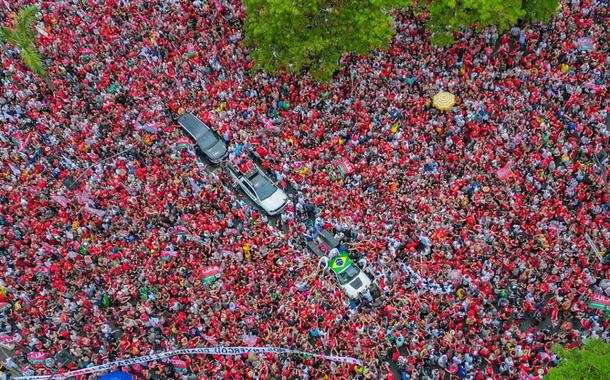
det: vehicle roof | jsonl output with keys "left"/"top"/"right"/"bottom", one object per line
{"left": 249, "top": 173, "right": 271, "bottom": 190}
{"left": 348, "top": 276, "right": 363, "bottom": 290}
{"left": 178, "top": 113, "right": 210, "bottom": 138}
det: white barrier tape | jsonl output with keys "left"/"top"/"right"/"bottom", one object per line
{"left": 14, "top": 346, "right": 361, "bottom": 379}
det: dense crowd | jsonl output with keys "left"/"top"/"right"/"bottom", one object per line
{"left": 1, "top": 0, "right": 609, "bottom": 379}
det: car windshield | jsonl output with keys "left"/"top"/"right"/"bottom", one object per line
{"left": 197, "top": 132, "right": 217, "bottom": 150}
{"left": 336, "top": 265, "right": 360, "bottom": 285}
{"left": 252, "top": 175, "right": 276, "bottom": 200}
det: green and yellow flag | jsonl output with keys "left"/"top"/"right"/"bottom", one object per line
{"left": 330, "top": 253, "right": 351, "bottom": 274}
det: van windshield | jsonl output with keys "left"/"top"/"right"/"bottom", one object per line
{"left": 198, "top": 133, "right": 217, "bottom": 150}
{"left": 336, "top": 265, "right": 360, "bottom": 285}
{"left": 251, "top": 174, "right": 276, "bottom": 200}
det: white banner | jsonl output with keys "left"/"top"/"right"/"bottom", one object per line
{"left": 14, "top": 346, "right": 361, "bottom": 379}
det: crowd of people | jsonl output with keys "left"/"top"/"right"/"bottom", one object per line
{"left": 1, "top": 0, "right": 609, "bottom": 379}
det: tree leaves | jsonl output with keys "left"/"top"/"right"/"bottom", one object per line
{"left": 21, "top": 46, "right": 46, "bottom": 77}
{"left": 244, "top": 0, "right": 411, "bottom": 80}
{"left": 16, "top": 5, "right": 38, "bottom": 43}
{"left": 1, "top": 5, "right": 38, "bottom": 48}
{"left": 0, "top": 27, "right": 19, "bottom": 46}
{"left": 522, "top": 0, "right": 560, "bottom": 22}
{"left": 545, "top": 339, "right": 610, "bottom": 380}
{"left": 0, "top": 5, "right": 47, "bottom": 78}
{"left": 426, "top": 0, "right": 558, "bottom": 46}
{"left": 242, "top": 0, "right": 560, "bottom": 78}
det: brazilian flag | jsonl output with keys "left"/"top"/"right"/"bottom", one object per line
{"left": 330, "top": 253, "right": 352, "bottom": 274}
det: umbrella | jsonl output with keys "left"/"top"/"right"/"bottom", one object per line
{"left": 100, "top": 372, "right": 133, "bottom": 380}
{"left": 432, "top": 91, "right": 456, "bottom": 111}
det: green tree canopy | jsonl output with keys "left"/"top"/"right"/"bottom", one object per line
{"left": 545, "top": 339, "right": 610, "bottom": 380}
{"left": 244, "top": 0, "right": 411, "bottom": 80}
{"left": 522, "top": 0, "right": 561, "bottom": 23}
{"left": 244, "top": 0, "right": 559, "bottom": 79}
{"left": 426, "top": 0, "right": 560, "bottom": 46}
{"left": 0, "top": 5, "right": 47, "bottom": 78}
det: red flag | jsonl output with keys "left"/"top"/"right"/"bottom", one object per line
{"left": 76, "top": 192, "right": 93, "bottom": 205}
{"left": 551, "top": 307, "right": 559, "bottom": 323}
{"left": 242, "top": 333, "right": 257, "bottom": 347}
{"left": 496, "top": 165, "right": 513, "bottom": 180}
{"left": 591, "top": 293, "right": 610, "bottom": 307}
{"left": 51, "top": 195, "right": 69, "bottom": 208}
{"left": 337, "top": 159, "right": 354, "bottom": 175}
{"left": 175, "top": 225, "right": 190, "bottom": 235}
{"left": 18, "top": 132, "right": 31, "bottom": 152}
{"left": 83, "top": 206, "right": 105, "bottom": 218}
{"left": 243, "top": 316, "right": 255, "bottom": 327}
{"left": 259, "top": 113, "right": 280, "bottom": 132}
{"left": 202, "top": 335, "right": 217, "bottom": 345}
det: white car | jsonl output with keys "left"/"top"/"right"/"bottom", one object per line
{"left": 227, "top": 160, "right": 288, "bottom": 215}
{"left": 329, "top": 253, "right": 372, "bottom": 299}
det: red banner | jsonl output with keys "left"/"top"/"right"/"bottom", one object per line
{"left": 591, "top": 293, "right": 610, "bottom": 307}
{"left": 337, "top": 159, "right": 354, "bottom": 175}
{"left": 497, "top": 166, "right": 513, "bottom": 180}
